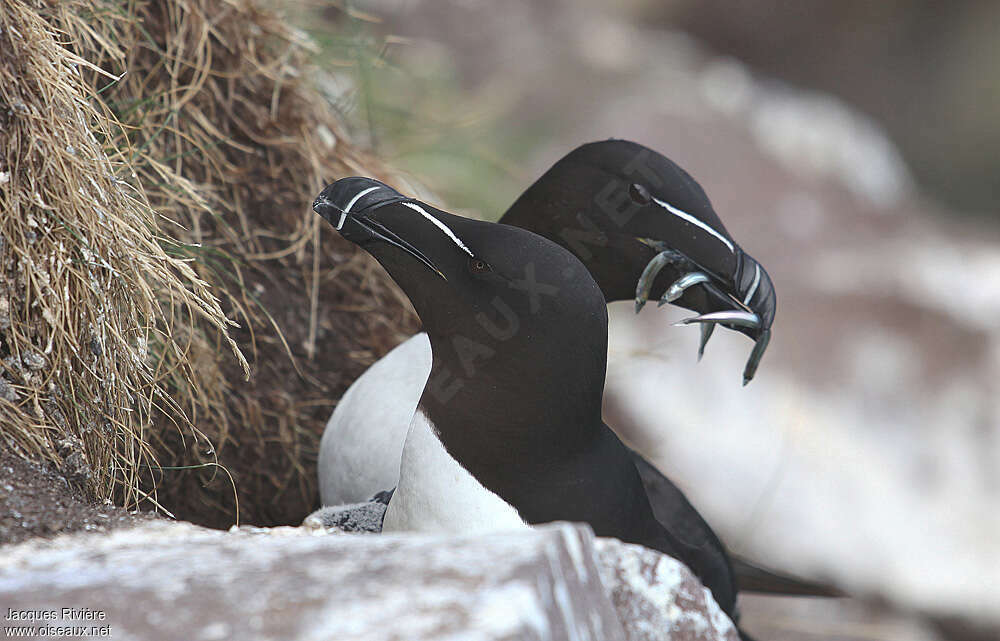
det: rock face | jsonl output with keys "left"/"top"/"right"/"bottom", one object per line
{"left": 0, "top": 520, "right": 738, "bottom": 641}
{"left": 596, "top": 539, "right": 739, "bottom": 641}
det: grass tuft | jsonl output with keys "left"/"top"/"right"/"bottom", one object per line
{"left": 1, "top": 0, "right": 418, "bottom": 528}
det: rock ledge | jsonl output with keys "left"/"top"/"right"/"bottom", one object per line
{"left": 0, "top": 520, "right": 736, "bottom": 641}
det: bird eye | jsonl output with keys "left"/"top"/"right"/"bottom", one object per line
{"left": 469, "top": 257, "right": 491, "bottom": 274}
{"left": 628, "top": 183, "right": 652, "bottom": 205}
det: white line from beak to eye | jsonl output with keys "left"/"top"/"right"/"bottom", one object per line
{"left": 337, "top": 185, "right": 382, "bottom": 230}
{"left": 401, "top": 201, "right": 474, "bottom": 257}
{"left": 651, "top": 196, "right": 734, "bottom": 253}
{"left": 744, "top": 263, "right": 760, "bottom": 305}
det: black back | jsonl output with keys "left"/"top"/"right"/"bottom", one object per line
{"left": 315, "top": 182, "right": 741, "bottom": 619}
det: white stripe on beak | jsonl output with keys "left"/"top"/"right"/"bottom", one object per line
{"left": 743, "top": 264, "right": 761, "bottom": 305}
{"left": 401, "top": 202, "right": 474, "bottom": 257}
{"left": 651, "top": 197, "right": 734, "bottom": 253}
{"left": 337, "top": 185, "right": 382, "bottom": 230}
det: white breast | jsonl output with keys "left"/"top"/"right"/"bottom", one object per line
{"left": 318, "top": 333, "right": 432, "bottom": 505}
{"left": 383, "top": 410, "right": 527, "bottom": 534}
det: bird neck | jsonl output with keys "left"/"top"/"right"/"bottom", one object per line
{"left": 418, "top": 342, "right": 607, "bottom": 462}
{"left": 499, "top": 199, "right": 662, "bottom": 304}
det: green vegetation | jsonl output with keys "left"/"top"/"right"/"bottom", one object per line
{"left": 296, "top": 4, "right": 541, "bottom": 218}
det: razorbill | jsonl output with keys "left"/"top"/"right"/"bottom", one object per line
{"left": 313, "top": 167, "right": 833, "bottom": 600}
{"left": 313, "top": 184, "right": 746, "bottom": 624}
{"left": 317, "top": 140, "right": 775, "bottom": 508}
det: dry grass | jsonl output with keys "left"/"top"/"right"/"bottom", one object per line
{"left": 1, "top": 0, "right": 419, "bottom": 527}
{"left": 0, "top": 0, "right": 245, "bottom": 510}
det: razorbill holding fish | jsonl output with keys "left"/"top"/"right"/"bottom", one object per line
{"left": 318, "top": 140, "right": 776, "bottom": 509}
{"left": 313, "top": 183, "right": 747, "bottom": 626}
{"left": 313, "top": 144, "right": 843, "bottom": 602}
{"left": 312, "top": 167, "right": 835, "bottom": 600}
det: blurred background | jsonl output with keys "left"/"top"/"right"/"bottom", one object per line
{"left": 295, "top": 1, "right": 999, "bottom": 639}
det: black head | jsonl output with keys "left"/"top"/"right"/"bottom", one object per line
{"left": 314, "top": 177, "right": 609, "bottom": 439}
{"left": 501, "top": 139, "right": 775, "bottom": 384}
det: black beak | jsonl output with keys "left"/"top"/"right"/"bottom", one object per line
{"left": 313, "top": 179, "right": 447, "bottom": 281}
{"left": 636, "top": 238, "right": 775, "bottom": 385}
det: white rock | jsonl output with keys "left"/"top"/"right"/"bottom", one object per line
{"left": 0, "top": 521, "right": 631, "bottom": 641}
{"left": 0, "top": 518, "right": 743, "bottom": 640}
{"left": 595, "top": 538, "right": 739, "bottom": 641}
